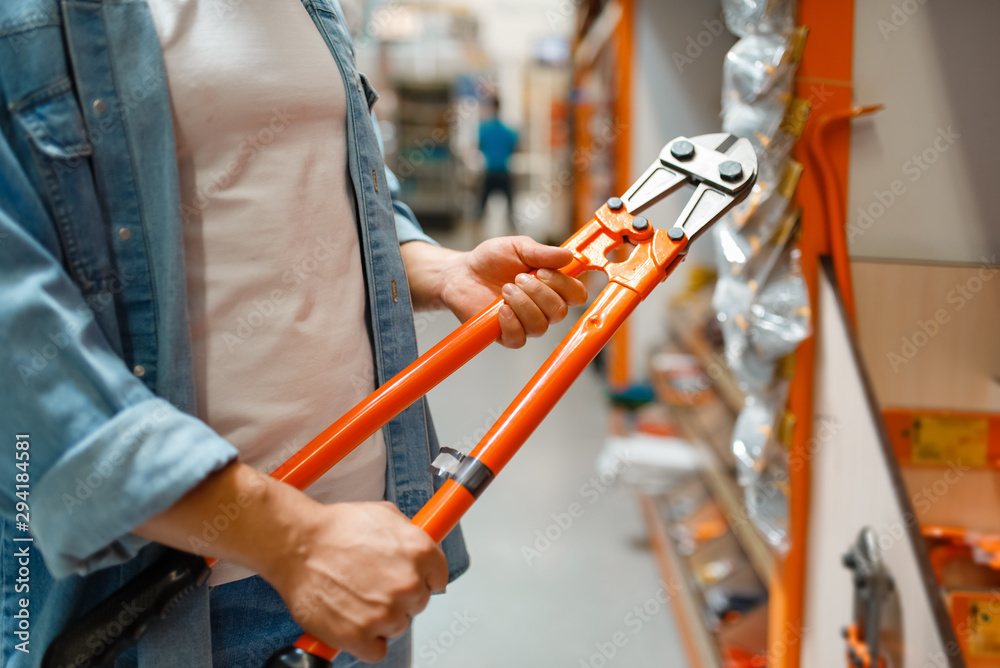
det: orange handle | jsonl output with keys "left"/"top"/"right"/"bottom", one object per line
{"left": 292, "top": 230, "right": 688, "bottom": 661}
{"left": 270, "top": 240, "right": 590, "bottom": 492}
{"left": 292, "top": 282, "right": 645, "bottom": 662}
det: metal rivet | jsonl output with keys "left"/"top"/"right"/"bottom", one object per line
{"left": 667, "top": 227, "right": 686, "bottom": 241}
{"left": 607, "top": 197, "right": 623, "bottom": 211}
{"left": 93, "top": 99, "right": 106, "bottom": 114}
{"left": 670, "top": 140, "right": 695, "bottom": 161}
{"left": 118, "top": 227, "right": 131, "bottom": 241}
{"left": 632, "top": 216, "right": 649, "bottom": 231}
{"left": 719, "top": 160, "right": 743, "bottom": 182}
{"left": 133, "top": 365, "right": 146, "bottom": 378}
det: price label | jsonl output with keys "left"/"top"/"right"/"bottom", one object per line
{"left": 912, "top": 416, "right": 988, "bottom": 468}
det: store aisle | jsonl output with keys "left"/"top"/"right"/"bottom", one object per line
{"left": 411, "top": 309, "right": 690, "bottom": 668}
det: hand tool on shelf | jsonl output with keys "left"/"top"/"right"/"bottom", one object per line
{"left": 42, "top": 133, "right": 757, "bottom": 668}
{"left": 923, "top": 525, "right": 1000, "bottom": 578}
{"left": 842, "top": 527, "right": 894, "bottom": 668}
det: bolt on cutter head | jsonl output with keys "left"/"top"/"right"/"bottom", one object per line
{"left": 563, "top": 133, "right": 757, "bottom": 299}
{"left": 619, "top": 132, "right": 757, "bottom": 242}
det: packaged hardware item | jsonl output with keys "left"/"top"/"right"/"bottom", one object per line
{"left": 596, "top": 434, "right": 702, "bottom": 495}
{"left": 713, "top": 204, "right": 801, "bottom": 391}
{"left": 724, "top": 97, "right": 810, "bottom": 188}
{"left": 722, "top": 0, "right": 797, "bottom": 37}
{"left": 747, "top": 241, "right": 810, "bottom": 364}
{"left": 722, "top": 28, "right": 807, "bottom": 111}
{"left": 744, "top": 436, "right": 790, "bottom": 553}
{"left": 731, "top": 393, "right": 780, "bottom": 485}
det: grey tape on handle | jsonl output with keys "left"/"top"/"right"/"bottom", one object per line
{"left": 451, "top": 456, "right": 494, "bottom": 499}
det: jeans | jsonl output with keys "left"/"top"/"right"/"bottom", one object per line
{"left": 208, "top": 576, "right": 411, "bottom": 668}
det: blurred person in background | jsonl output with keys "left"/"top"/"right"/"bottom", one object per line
{"left": 0, "top": 0, "right": 587, "bottom": 667}
{"left": 477, "top": 96, "right": 520, "bottom": 231}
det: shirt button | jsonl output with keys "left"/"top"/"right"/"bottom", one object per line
{"left": 133, "top": 365, "right": 146, "bottom": 378}
{"left": 118, "top": 227, "right": 131, "bottom": 241}
{"left": 93, "top": 99, "right": 107, "bottom": 114}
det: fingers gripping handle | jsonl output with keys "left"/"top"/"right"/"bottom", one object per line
{"left": 269, "top": 241, "right": 589, "bottom": 493}
{"left": 281, "top": 238, "right": 690, "bottom": 664}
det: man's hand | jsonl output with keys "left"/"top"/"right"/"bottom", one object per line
{"left": 269, "top": 501, "right": 447, "bottom": 662}
{"left": 401, "top": 237, "right": 588, "bottom": 348}
{"left": 136, "top": 463, "right": 446, "bottom": 663}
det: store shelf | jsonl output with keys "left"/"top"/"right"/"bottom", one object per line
{"left": 667, "top": 301, "right": 745, "bottom": 414}
{"left": 640, "top": 493, "right": 724, "bottom": 668}
{"left": 671, "top": 404, "right": 778, "bottom": 589}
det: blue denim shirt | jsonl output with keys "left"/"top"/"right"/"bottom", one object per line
{"left": 0, "top": 1, "right": 468, "bottom": 665}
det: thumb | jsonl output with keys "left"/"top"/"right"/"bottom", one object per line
{"left": 510, "top": 236, "right": 573, "bottom": 270}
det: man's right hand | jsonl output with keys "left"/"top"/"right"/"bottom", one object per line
{"left": 266, "top": 501, "right": 448, "bottom": 662}
{"left": 135, "top": 463, "right": 447, "bottom": 663}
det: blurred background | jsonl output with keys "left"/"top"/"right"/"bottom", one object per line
{"left": 345, "top": 0, "right": 624, "bottom": 248}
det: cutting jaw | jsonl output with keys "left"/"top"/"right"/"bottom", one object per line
{"left": 620, "top": 132, "right": 758, "bottom": 242}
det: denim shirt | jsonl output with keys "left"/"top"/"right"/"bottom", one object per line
{"left": 0, "top": 1, "right": 468, "bottom": 665}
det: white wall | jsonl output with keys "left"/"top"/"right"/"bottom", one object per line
{"left": 849, "top": 0, "right": 1000, "bottom": 264}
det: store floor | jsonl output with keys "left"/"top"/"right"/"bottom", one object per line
{"left": 410, "top": 267, "right": 690, "bottom": 667}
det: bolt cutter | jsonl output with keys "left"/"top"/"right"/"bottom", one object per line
{"left": 42, "top": 133, "right": 757, "bottom": 668}
{"left": 842, "top": 528, "right": 893, "bottom": 668}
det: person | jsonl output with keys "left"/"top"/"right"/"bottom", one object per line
{"left": 0, "top": 1, "right": 587, "bottom": 667}
{"left": 477, "top": 97, "right": 520, "bottom": 229}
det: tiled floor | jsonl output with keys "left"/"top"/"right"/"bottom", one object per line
{"left": 410, "top": 293, "right": 690, "bottom": 667}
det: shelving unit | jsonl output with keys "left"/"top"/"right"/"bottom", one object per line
{"left": 852, "top": 260, "right": 1000, "bottom": 668}
{"left": 390, "top": 82, "right": 462, "bottom": 229}
{"left": 572, "top": 0, "right": 996, "bottom": 665}
{"left": 641, "top": 494, "right": 725, "bottom": 668}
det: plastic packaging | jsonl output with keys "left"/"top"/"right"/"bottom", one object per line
{"left": 730, "top": 393, "right": 780, "bottom": 485}
{"left": 712, "top": 177, "right": 800, "bottom": 392}
{"left": 722, "top": 0, "right": 797, "bottom": 37}
{"left": 721, "top": 25, "right": 808, "bottom": 186}
{"left": 748, "top": 242, "right": 810, "bottom": 363}
{"left": 744, "top": 437, "right": 790, "bottom": 553}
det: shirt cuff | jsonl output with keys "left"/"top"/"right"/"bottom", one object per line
{"left": 32, "top": 398, "right": 238, "bottom": 578}
{"left": 395, "top": 211, "right": 438, "bottom": 246}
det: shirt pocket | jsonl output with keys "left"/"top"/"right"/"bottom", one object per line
{"left": 12, "top": 80, "right": 114, "bottom": 293}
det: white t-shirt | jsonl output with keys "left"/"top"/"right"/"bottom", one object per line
{"left": 149, "top": 0, "right": 387, "bottom": 585}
